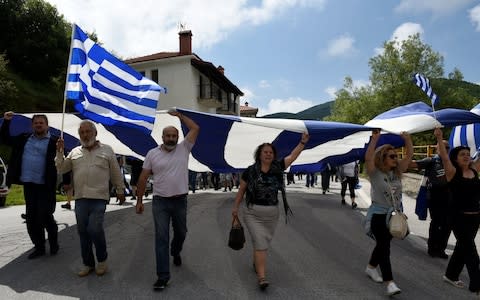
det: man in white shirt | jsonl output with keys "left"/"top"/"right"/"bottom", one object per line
{"left": 135, "top": 110, "right": 199, "bottom": 291}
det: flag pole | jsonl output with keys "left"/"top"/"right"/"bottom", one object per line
{"left": 61, "top": 23, "right": 76, "bottom": 139}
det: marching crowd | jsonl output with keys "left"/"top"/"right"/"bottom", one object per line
{"left": 1, "top": 109, "right": 480, "bottom": 297}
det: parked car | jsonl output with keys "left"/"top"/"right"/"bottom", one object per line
{"left": 0, "top": 156, "right": 9, "bottom": 207}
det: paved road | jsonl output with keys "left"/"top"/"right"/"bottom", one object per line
{"left": 0, "top": 178, "right": 476, "bottom": 299}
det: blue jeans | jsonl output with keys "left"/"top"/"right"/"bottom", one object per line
{"left": 75, "top": 199, "right": 108, "bottom": 267}
{"left": 152, "top": 195, "right": 187, "bottom": 280}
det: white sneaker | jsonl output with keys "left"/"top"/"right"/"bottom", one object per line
{"left": 386, "top": 282, "right": 402, "bottom": 296}
{"left": 365, "top": 266, "right": 383, "bottom": 283}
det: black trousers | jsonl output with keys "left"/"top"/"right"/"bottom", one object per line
{"left": 369, "top": 214, "right": 393, "bottom": 282}
{"left": 445, "top": 213, "right": 480, "bottom": 293}
{"left": 427, "top": 187, "right": 452, "bottom": 253}
{"left": 320, "top": 172, "right": 329, "bottom": 191}
{"left": 23, "top": 183, "right": 58, "bottom": 250}
{"left": 341, "top": 176, "right": 356, "bottom": 199}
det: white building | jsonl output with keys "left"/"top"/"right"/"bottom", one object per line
{"left": 125, "top": 30, "right": 243, "bottom": 116}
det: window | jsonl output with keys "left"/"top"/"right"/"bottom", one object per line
{"left": 151, "top": 69, "right": 158, "bottom": 83}
{"left": 139, "top": 71, "right": 145, "bottom": 76}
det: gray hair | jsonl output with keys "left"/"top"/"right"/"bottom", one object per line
{"left": 78, "top": 120, "right": 97, "bottom": 135}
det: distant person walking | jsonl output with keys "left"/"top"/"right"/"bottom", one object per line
{"left": 0, "top": 111, "right": 59, "bottom": 259}
{"left": 135, "top": 110, "right": 199, "bottom": 291}
{"left": 232, "top": 132, "right": 309, "bottom": 290}
{"left": 56, "top": 120, "right": 125, "bottom": 277}
{"left": 364, "top": 129, "right": 413, "bottom": 296}
{"left": 339, "top": 161, "right": 358, "bottom": 209}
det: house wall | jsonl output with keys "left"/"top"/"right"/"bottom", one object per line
{"left": 128, "top": 56, "right": 218, "bottom": 114}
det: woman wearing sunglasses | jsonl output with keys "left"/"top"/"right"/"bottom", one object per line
{"left": 434, "top": 127, "right": 480, "bottom": 295}
{"left": 363, "top": 129, "right": 413, "bottom": 296}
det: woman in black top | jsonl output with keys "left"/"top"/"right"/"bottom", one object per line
{"left": 232, "top": 132, "right": 309, "bottom": 290}
{"left": 435, "top": 128, "right": 480, "bottom": 295}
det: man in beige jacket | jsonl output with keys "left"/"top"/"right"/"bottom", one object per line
{"left": 55, "top": 120, "right": 125, "bottom": 277}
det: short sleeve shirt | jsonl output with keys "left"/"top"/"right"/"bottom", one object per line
{"left": 143, "top": 140, "right": 193, "bottom": 197}
{"left": 241, "top": 159, "right": 286, "bottom": 206}
{"left": 415, "top": 155, "right": 447, "bottom": 188}
{"left": 369, "top": 168, "right": 403, "bottom": 209}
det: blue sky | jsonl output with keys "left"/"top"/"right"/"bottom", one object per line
{"left": 45, "top": 0, "right": 480, "bottom": 116}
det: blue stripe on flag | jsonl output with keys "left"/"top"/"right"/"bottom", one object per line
{"left": 65, "top": 24, "right": 166, "bottom": 134}
{"left": 67, "top": 73, "right": 80, "bottom": 82}
{"left": 413, "top": 73, "right": 439, "bottom": 107}
{"left": 70, "top": 48, "right": 86, "bottom": 66}
{"left": 80, "top": 83, "right": 156, "bottom": 124}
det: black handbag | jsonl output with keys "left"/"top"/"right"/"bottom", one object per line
{"left": 228, "top": 215, "right": 245, "bottom": 250}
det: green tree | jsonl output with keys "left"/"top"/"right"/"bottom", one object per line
{"left": 369, "top": 33, "right": 444, "bottom": 108}
{"left": 448, "top": 67, "right": 464, "bottom": 81}
{"left": 329, "top": 34, "right": 445, "bottom": 125}
{"left": 0, "top": 53, "right": 18, "bottom": 112}
{"left": 6, "top": 0, "right": 70, "bottom": 82}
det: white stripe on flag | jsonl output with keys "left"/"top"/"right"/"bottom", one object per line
{"left": 81, "top": 101, "right": 154, "bottom": 131}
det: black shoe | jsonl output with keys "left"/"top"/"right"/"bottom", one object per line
{"left": 50, "top": 244, "right": 59, "bottom": 255}
{"left": 352, "top": 202, "right": 357, "bottom": 209}
{"left": 173, "top": 255, "right": 182, "bottom": 266}
{"left": 131, "top": 196, "right": 136, "bottom": 200}
{"left": 28, "top": 248, "right": 46, "bottom": 259}
{"left": 429, "top": 250, "right": 448, "bottom": 259}
{"left": 153, "top": 278, "right": 170, "bottom": 291}
{"left": 61, "top": 203, "right": 71, "bottom": 209}
{"left": 258, "top": 278, "right": 269, "bottom": 290}
{"left": 341, "top": 199, "right": 346, "bottom": 205}
{"left": 21, "top": 213, "right": 26, "bottom": 220}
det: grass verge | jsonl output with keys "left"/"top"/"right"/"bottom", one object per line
{"left": 4, "top": 184, "right": 67, "bottom": 206}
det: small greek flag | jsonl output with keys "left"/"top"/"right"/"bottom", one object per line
{"left": 413, "top": 73, "right": 439, "bottom": 107}
{"left": 66, "top": 24, "right": 166, "bottom": 134}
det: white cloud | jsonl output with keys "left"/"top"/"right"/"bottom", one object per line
{"left": 325, "top": 34, "right": 356, "bottom": 57}
{"left": 325, "top": 87, "right": 337, "bottom": 99}
{"left": 395, "top": 0, "right": 474, "bottom": 16}
{"left": 240, "top": 87, "right": 255, "bottom": 104}
{"left": 470, "top": 5, "right": 480, "bottom": 31}
{"left": 373, "top": 22, "right": 424, "bottom": 55}
{"left": 257, "top": 97, "right": 314, "bottom": 116}
{"left": 44, "top": 0, "right": 326, "bottom": 57}
{"left": 391, "top": 22, "right": 424, "bottom": 42}
{"left": 259, "top": 80, "right": 271, "bottom": 88}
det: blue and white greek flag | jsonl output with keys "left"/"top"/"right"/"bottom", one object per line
{"left": 413, "top": 73, "right": 439, "bottom": 107}
{"left": 66, "top": 24, "right": 166, "bottom": 134}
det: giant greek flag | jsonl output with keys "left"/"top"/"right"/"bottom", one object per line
{"left": 3, "top": 102, "right": 480, "bottom": 172}
{"left": 65, "top": 24, "right": 166, "bottom": 134}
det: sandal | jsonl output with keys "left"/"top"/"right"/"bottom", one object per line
{"left": 258, "top": 278, "right": 269, "bottom": 290}
{"left": 443, "top": 275, "right": 465, "bottom": 288}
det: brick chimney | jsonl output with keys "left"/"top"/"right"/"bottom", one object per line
{"left": 217, "top": 65, "right": 224, "bottom": 75}
{"left": 179, "top": 30, "right": 192, "bottom": 55}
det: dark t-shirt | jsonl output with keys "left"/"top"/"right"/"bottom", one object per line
{"left": 242, "top": 159, "right": 286, "bottom": 206}
{"left": 416, "top": 155, "right": 448, "bottom": 188}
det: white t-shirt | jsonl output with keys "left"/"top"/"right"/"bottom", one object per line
{"left": 143, "top": 140, "right": 193, "bottom": 197}
{"left": 341, "top": 161, "right": 357, "bottom": 177}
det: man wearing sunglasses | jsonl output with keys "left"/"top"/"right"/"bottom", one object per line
{"left": 410, "top": 140, "right": 451, "bottom": 259}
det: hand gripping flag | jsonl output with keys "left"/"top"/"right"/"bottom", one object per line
{"left": 413, "top": 73, "right": 439, "bottom": 108}
{"left": 65, "top": 24, "right": 166, "bottom": 134}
